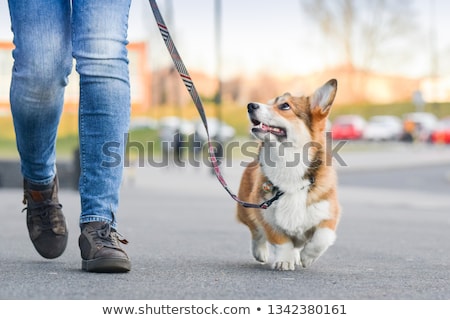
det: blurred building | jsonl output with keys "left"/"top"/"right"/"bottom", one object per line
{"left": 0, "top": 41, "right": 12, "bottom": 114}
{"left": 421, "top": 76, "right": 450, "bottom": 103}
{"left": 0, "top": 41, "right": 151, "bottom": 116}
{"left": 0, "top": 0, "right": 152, "bottom": 117}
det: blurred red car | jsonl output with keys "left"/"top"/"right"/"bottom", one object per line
{"left": 430, "top": 117, "right": 450, "bottom": 144}
{"left": 331, "top": 115, "right": 366, "bottom": 140}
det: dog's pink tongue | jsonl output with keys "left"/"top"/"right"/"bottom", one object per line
{"left": 261, "top": 123, "right": 270, "bottom": 132}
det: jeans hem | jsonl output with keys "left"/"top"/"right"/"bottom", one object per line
{"left": 79, "top": 216, "right": 117, "bottom": 230}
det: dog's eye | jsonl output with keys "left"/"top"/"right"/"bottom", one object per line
{"left": 279, "top": 103, "right": 291, "bottom": 110}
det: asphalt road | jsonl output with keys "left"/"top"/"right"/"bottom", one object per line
{"left": 339, "top": 163, "right": 450, "bottom": 194}
{"left": 0, "top": 147, "right": 449, "bottom": 300}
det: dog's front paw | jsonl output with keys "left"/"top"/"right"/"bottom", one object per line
{"left": 300, "top": 228, "right": 336, "bottom": 268}
{"left": 272, "top": 242, "right": 296, "bottom": 271}
{"left": 273, "top": 260, "right": 295, "bottom": 271}
{"left": 252, "top": 239, "right": 269, "bottom": 263}
{"left": 300, "top": 252, "right": 317, "bottom": 268}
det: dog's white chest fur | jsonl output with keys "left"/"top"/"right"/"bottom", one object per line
{"left": 260, "top": 147, "right": 330, "bottom": 238}
{"left": 263, "top": 190, "right": 330, "bottom": 238}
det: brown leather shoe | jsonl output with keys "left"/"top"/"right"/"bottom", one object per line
{"left": 23, "top": 176, "right": 68, "bottom": 259}
{"left": 79, "top": 221, "right": 131, "bottom": 273}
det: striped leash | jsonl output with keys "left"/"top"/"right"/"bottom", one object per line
{"left": 148, "top": 0, "right": 283, "bottom": 209}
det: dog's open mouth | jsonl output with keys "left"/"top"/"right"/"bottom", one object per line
{"left": 251, "top": 119, "right": 287, "bottom": 137}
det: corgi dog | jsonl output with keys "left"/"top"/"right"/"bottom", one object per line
{"left": 237, "top": 79, "right": 340, "bottom": 271}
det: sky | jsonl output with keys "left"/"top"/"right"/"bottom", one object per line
{"left": 1, "top": 0, "right": 450, "bottom": 80}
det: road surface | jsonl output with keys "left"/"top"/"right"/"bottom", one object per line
{"left": 0, "top": 145, "right": 449, "bottom": 299}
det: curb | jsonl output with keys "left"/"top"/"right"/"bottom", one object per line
{"left": 0, "top": 159, "right": 78, "bottom": 189}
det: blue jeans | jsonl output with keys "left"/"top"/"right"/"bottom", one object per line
{"left": 8, "top": 0, "right": 131, "bottom": 229}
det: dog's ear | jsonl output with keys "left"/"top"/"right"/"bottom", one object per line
{"left": 310, "top": 79, "right": 337, "bottom": 114}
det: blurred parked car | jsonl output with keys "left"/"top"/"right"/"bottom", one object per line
{"left": 430, "top": 117, "right": 450, "bottom": 144}
{"left": 194, "top": 118, "right": 236, "bottom": 142}
{"left": 325, "top": 119, "right": 332, "bottom": 131}
{"left": 362, "top": 115, "right": 403, "bottom": 141}
{"left": 158, "top": 116, "right": 195, "bottom": 139}
{"left": 331, "top": 115, "right": 366, "bottom": 140}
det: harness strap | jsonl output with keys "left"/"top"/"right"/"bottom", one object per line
{"left": 148, "top": 0, "right": 281, "bottom": 209}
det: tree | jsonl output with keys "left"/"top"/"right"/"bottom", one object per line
{"left": 299, "top": 0, "right": 417, "bottom": 72}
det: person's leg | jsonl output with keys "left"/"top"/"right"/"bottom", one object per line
{"left": 8, "top": 0, "right": 72, "bottom": 184}
{"left": 8, "top": 0, "right": 72, "bottom": 259}
{"left": 72, "top": 0, "right": 131, "bottom": 272}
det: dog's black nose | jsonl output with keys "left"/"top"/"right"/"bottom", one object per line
{"left": 247, "top": 103, "right": 259, "bottom": 113}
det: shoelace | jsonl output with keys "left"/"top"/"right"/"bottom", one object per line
{"left": 94, "top": 223, "right": 129, "bottom": 248}
{"left": 22, "top": 198, "right": 63, "bottom": 231}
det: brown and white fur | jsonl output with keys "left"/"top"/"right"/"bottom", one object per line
{"left": 237, "top": 79, "right": 341, "bottom": 271}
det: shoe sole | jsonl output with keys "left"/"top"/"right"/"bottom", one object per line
{"left": 82, "top": 258, "right": 131, "bottom": 273}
